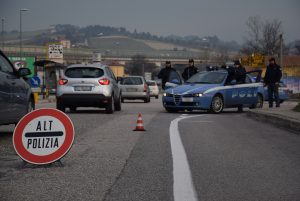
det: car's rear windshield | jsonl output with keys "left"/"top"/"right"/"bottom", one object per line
{"left": 65, "top": 67, "right": 104, "bottom": 78}
{"left": 120, "top": 77, "right": 143, "bottom": 85}
{"left": 147, "top": 82, "right": 156, "bottom": 86}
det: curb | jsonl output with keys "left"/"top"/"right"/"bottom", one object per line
{"left": 246, "top": 110, "right": 300, "bottom": 134}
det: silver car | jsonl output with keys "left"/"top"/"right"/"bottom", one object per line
{"left": 56, "top": 63, "right": 121, "bottom": 114}
{"left": 119, "top": 76, "right": 150, "bottom": 103}
{"left": 146, "top": 80, "right": 159, "bottom": 99}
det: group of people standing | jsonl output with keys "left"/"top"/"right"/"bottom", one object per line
{"left": 158, "top": 57, "right": 282, "bottom": 108}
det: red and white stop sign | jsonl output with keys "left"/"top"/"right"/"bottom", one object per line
{"left": 13, "top": 108, "right": 74, "bottom": 165}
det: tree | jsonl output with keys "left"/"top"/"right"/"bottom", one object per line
{"left": 242, "top": 16, "right": 283, "bottom": 56}
{"left": 295, "top": 40, "right": 300, "bottom": 55}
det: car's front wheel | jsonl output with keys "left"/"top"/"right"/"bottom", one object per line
{"left": 106, "top": 96, "right": 115, "bottom": 114}
{"left": 165, "top": 108, "right": 178, "bottom": 113}
{"left": 25, "top": 98, "right": 34, "bottom": 117}
{"left": 210, "top": 95, "right": 224, "bottom": 114}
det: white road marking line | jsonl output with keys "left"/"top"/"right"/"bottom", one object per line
{"left": 170, "top": 114, "right": 202, "bottom": 201}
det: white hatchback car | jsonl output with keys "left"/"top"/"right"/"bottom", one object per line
{"left": 119, "top": 76, "right": 150, "bottom": 103}
{"left": 56, "top": 63, "right": 121, "bottom": 114}
{"left": 146, "top": 80, "right": 159, "bottom": 99}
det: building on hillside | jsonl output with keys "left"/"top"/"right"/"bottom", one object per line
{"left": 102, "top": 60, "right": 125, "bottom": 77}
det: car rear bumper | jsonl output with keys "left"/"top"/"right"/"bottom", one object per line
{"left": 57, "top": 94, "right": 111, "bottom": 107}
{"left": 122, "top": 92, "right": 149, "bottom": 99}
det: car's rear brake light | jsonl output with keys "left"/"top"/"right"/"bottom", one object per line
{"left": 144, "top": 84, "right": 148, "bottom": 92}
{"left": 58, "top": 79, "right": 68, "bottom": 85}
{"left": 99, "top": 78, "right": 110, "bottom": 85}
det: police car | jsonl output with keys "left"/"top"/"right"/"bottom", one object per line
{"left": 162, "top": 68, "right": 264, "bottom": 113}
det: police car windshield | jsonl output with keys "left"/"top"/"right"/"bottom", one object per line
{"left": 186, "top": 71, "right": 226, "bottom": 84}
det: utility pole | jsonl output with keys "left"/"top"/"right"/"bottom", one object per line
{"left": 20, "top": 8, "right": 29, "bottom": 59}
{"left": 279, "top": 34, "right": 283, "bottom": 69}
{"left": 1, "top": 18, "right": 4, "bottom": 50}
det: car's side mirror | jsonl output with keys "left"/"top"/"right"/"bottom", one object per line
{"left": 18, "top": 68, "right": 31, "bottom": 77}
{"left": 230, "top": 80, "right": 237, "bottom": 85}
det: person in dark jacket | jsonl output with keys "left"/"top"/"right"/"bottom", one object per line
{"left": 182, "top": 59, "right": 198, "bottom": 81}
{"left": 234, "top": 60, "right": 246, "bottom": 84}
{"left": 158, "top": 61, "right": 176, "bottom": 90}
{"left": 264, "top": 57, "right": 282, "bottom": 108}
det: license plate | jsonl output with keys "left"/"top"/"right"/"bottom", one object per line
{"left": 182, "top": 97, "right": 193, "bottom": 102}
{"left": 74, "top": 86, "right": 92, "bottom": 91}
{"left": 126, "top": 88, "right": 137, "bottom": 92}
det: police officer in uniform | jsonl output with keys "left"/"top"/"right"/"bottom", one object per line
{"left": 234, "top": 60, "right": 246, "bottom": 84}
{"left": 264, "top": 57, "right": 282, "bottom": 108}
{"left": 158, "top": 61, "right": 176, "bottom": 90}
{"left": 182, "top": 59, "right": 198, "bottom": 81}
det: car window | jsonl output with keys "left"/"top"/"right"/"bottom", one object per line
{"left": 120, "top": 77, "right": 143, "bottom": 85}
{"left": 0, "top": 54, "right": 14, "bottom": 74}
{"left": 245, "top": 75, "right": 252, "bottom": 83}
{"left": 65, "top": 67, "right": 104, "bottom": 78}
{"left": 186, "top": 71, "right": 226, "bottom": 84}
{"left": 168, "top": 70, "right": 182, "bottom": 84}
{"left": 107, "top": 68, "right": 117, "bottom": 80}
{"left": 147, "top": 81, "right": 156, "bottom": 86}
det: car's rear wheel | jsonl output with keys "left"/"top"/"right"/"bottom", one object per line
{"left": 210, "top": 95, "right": 224, "bottom": 114}
{"left": 115, "top": 94, "right": 122, "bottom": 111}
{"left": 144, "top": 98, "right": 148, "bottom": 103}
{"left": 56, "top": 99, "right": 66, "bottom": 112}
{"left": 155, "top": 95, "right": 159, "bottom": 99}
{"left": 106, "top": 96, "right": 115, "bottom": 114}
{"left": 121, "top": 98, "right": 125, "bottom": 103}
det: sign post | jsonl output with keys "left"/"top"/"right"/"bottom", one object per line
{"left": 13, "top": 108, "right": 74, "bottom": 166}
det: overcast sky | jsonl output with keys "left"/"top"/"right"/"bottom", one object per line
{"left": 1, "top": 0, "right": 299, "bottom": 43}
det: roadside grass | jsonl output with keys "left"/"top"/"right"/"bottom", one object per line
{"left": 293, "top": 102, "right": 300, "bottom": 112}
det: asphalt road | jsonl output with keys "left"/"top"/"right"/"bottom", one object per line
{"left": 0, "top": 98, "right": 299, "bottom": 201}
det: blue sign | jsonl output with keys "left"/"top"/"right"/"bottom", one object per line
{"left": 30, "top": 76, "right": 41, "bottom": 88}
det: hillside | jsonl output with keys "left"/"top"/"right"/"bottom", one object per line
{"left": 88, "top": 36, "right": 154, "bottom": 51}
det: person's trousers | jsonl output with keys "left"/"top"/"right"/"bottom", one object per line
{"left": 267, "top": 84, "right": 280, "bottom": 107}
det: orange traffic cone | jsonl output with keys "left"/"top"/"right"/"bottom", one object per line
{"left": 133, "top": 113, "right": 146, "bottom": 131}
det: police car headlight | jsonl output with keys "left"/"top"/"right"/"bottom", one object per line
{"left": 193, "top": 93, "right": 203, "bottom": 97}
{"left": 163, "top": 93, "right": 173, "bottom": 97}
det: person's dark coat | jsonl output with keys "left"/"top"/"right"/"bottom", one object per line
{"left": 182, "top": 66, "right": 198, "bottom": 81}
{"left": 158, "top": 67, "right": 176, "bottom": 89}
{"left": 235, "top": 66, "right": 246, "bottom": 84}
{"left": 264, "top": 63, "right": 282, "bottom": 85}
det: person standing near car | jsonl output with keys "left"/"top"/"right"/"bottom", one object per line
{"left": 264, "top": 57, "right": 282, "bottom": 108}
{"left": 158, "top": 61, "right": 176, "bottom": 90}
{"left": 234, "top": 60, "right": 246, "bottom": 84}
{"left": 182, "top": 59, "right": 198, "bottom": 81}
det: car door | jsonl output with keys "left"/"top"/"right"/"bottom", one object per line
{"left": 244, "top": 70, "right": 263, "bottom": 105}
{"left": 165, "top": 70, "right": 182, "bottom": 89}
{"left": 106, "top": 67, "right": 120, "bottom": 100}
{"left": 0, "top": 53, "right": 16, "bottom": 124}
{"left": 10, "top": 71, "right": 29, "bottom": 120}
